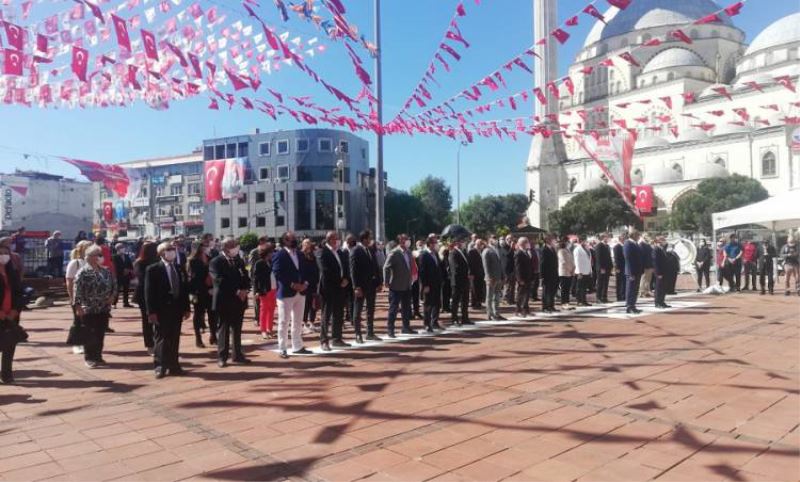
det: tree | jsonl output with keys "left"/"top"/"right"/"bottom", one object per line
{"left": 385, "top": 190, "right": 429, "bottom": 241}
{"left": 670, "top": 174, "right": 768, "bottom": 235}
{"left": 459, "top": 194, "right": 529, "bottom": 236}
{"left": 238, "top": 232, "right": 259, "bottom": 253}
{"left": 548, "top": 185, "right": 641, "bottom": 235}
{"left": 410, "top": 176, "right": 452, "bottom": 229}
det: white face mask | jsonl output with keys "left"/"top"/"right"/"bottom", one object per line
{"left": 228, "top": 247, "right": 240, "bottom": 258}
{"left": 164, "top": 250, "right": 177, "bottom": 262}
{"left": 0, "top": 254, "right": 9, "bottom": 265}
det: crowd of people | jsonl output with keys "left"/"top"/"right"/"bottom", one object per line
{"left": 0, "top": 226, "right": 797, "bottom": 384}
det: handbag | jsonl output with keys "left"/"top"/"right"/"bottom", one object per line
{"left": 0, "top": 322, "right": 28, "bottom": 351}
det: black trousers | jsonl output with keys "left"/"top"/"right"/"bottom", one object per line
{"left": 516, "top": 281, "right": 530, "bottom": 314}
{"left": 422, "top": 286, "right": 441, "bottom": 329}
{"left": 615, "top": 272, "right": 626, "bottom": 301}
{"left": 450, "top": 285, "right": 470, "bottom": 324}
{"left": 353, "top": 288, "right": 377, "bottom": 336}
{"left": 731, "top": 259, "right": 742, "bottom": 289}
{"left": 1, "top": 341, "right": 16, "bottom": 380}
{"left": 575, "top": 275, "right": 589, "bottom": 304}
{"left": 654, "top": 276, "right": 666, "bottom": 306}
{"left": 320, "top": 289, "right": 345, "bottom": 343}
{"left": 504, "top": 275, "right": 516, "bottom": 304}
{"left": 344, "top": 287, "right": 354, "bottom": 322}
{"left": 411, "top": 281, "right": 421, "bottom": 315}
{"left": 217, "top": 312, "right": 245, "bottom": 361}
{"left": 743, "top": 262, "right": 758, "bottom": 290}
{"left": 441, "top": 282, "right": 451, "bottom": 312}
{"left": 471, "top": 278, "right": 485, "bottom": 308}
{"left": 696, "top": 267, "right": 710, "bottom": 289}
{"left": 530, "top": 276, "right": 540, "bottom": 301}
{"left": 82, "top": 313, "right": 108, "bottom": 362}
{"left": 138, "top": 304, "right": 154, "bottom": 349}
{"left": 596, "top": 272, "right": 610, "bottom": 301}
{"left": 759, "top": 269, "right": 774, "bottom": 292}
{"left": 626, "top": 275, "right": 641, "bottom": 309}
{"left": 387, "top": 289, "right": 412, "bottom": 332}
{"left": 153, "top": 318, "right": 182, "bottom": 372}
{"left": 542, "top": 280, "right": 558, "bottom": 310}
{"left": 303, "top": 291, "right": 318, "bottom": 322}
{"left": 253, "top": 292, "right": 260, "bottom": 322}
{"left": 48, "top": 256, "right": 64, "bottom": 277}
{"left": 559, "top": 276, "right": 572, "bottom": 305}
{"left": 192, "top": 298, "right": 217, "bottom": 339}
{"left": 115, "top": 278, "right": 130, "bottom": 306}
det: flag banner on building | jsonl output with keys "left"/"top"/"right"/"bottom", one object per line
{"left": 124, "top": 169, "right": 144, "bottom": 202}
{"left": 1, "top": 177, "right": 30, "bottom": 197}
{"left": 102, "top": 201, "right": 114, "bottom": 222}
{"left": 115, "top": 200, "right": 126, "bottom": 220}
{"left": 221, "top": 158, "right": 246, "bottom": 200}
{"left": 204, "top": 160, "right": 226, "bottom": 203}
{"left": 62, "top": 158, "right": 131, "bottom": 197}
{"left": 634, "top": 185, "right": 654, "bottom": 214}
{"left": 576, "top": 130, "right": 640, "bottom": 217}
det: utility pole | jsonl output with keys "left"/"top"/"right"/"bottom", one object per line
{"left": 374, "top": 0, "right": 385, "bottom": 242}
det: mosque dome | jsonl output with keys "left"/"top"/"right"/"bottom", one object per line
{"left": 744, "top": 12, "right": 800, "bottom": 56}
{"left": 714, "top": 123, "right": 754, "bottom": 136}
{"left": 642, "top": 48, "right": 707, "bottom": 73}
{"left": 644, "top": 164, "right": 683, "bottom": 184}
{"left": 575, "top": 176, "right": 607, "bottom": 192}
{"left": 636, "top": 136, "right": 670, "bottom": 148}
{"left": 583, "top": 0, "right": 732, "bottom": 48}
{"left": 672, "top": 128, "right": 709, "bottom": 143}
{"left": 690, "top": 162, "right": 729, "bottom": 180}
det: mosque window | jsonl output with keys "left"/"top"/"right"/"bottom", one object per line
{"left": 714, "top": 157, "right": 726, "bottom": 168}
{"left": 633, "top": 168, "right": 643, "bottom": 180}
{"left": 672, "top": 163, "right": 684, "bottom": 180}
{"left": 761, "top": 152, "right": 777, "bottom": 177}
{"left": 667, "top": 72, "right": 675, "bottom": 81}
{"left": 642, "top": 34, "right": 652, "bottom": 44}
{"left": 569, "top": 177, "right": 578, "bottom": 193}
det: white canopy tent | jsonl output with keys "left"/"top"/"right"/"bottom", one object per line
{"left": 712, "top": 189, "right": 800, "bottom": 233}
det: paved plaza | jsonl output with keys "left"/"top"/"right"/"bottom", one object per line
{"left": 0, "top": 289, "right": 798, "bottom": 481}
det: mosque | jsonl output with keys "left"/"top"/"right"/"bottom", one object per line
{"left": 526, "top": 0, "right": 800, "bottom": 232}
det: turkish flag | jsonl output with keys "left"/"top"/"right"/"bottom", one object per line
{"left": 111, "top": 14, "right": 131, "bottom": 51}
{"left": 4, "top": 22, "right": 24, "bottom": 50}
{"left": 72, "top": 46, "right": 89, "bottom": 82}
{"left": 724, "top": 1, "right": 744, "bottom": 17}
{"left": 583, "top": 5, "right": 605, "bottom": 23}
{"left": 670, "top": 29, "right": 693, "bottom": 44}
{"left": 551, "top": 28, "right": 570, "bottom": 45}
{"left": 607, "top": 0, "right": 631, "bottom": 10}
{"left": 775, "top": 75, "right": 796, "bottom": 93}
{"left": 634, "top": 186, "right": 654, "bottom": 214}
{"left": 3, "top": 49, "right": 24, "bottom": 76}
{"left": 204, "top": 160, "right": 225, "bottom": 203}
{"left": 619, "top": 51, "right": 640, "bottom": 67}
{"left": 103, "top": 201, "right": 114, "bottom": 222}
{"left": 141, "top": 29, "right": 159, "bottom": 60}
{"left": 36, "top": 34, "right": 48, "bottom": 54}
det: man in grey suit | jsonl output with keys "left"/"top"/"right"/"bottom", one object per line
{"left": 383, "top": 233, "right": 414, "bottom": 337}
{"left": 482, "top": 236, "right": 506, "bottom": 321}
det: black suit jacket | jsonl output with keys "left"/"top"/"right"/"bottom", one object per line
{"left": 596, "top": 243, "right": 613, "bottom": 272}
{"left": 448, "top": 248, "right": 470, "bottom": 288}
{"left": 467, "top": 248, "right": 484, "bottom": 281}
{"left": 188, "top": 257, "right": 211, "bottom": 298}
{"left": 350, "top": 244, "right": 380, "bottom": 291}
{"left": 144, "top": 261, "right": 190, "bottom": 322}
{"left": 316, "top": 246, "right": 347, "bottom": 296}
{"left": 653, "top": 246, "right": 668, "bottom": 277}
{"left": 540, "top": 245, "right": 559, "bottom": 284}
{"left": 613, "top": 243, "right": 626, "bottom": 273}
{"left": 418, "top": 250, "right": 442, "bottom": 289}
{"left": 253, "top": 258, "right": 273, "bottom": 295}
{"left": 209, "top": 254, "right": 250, "bottom": 318}
{"left": 112, "top": 253, "right": 133, "bottom": 281}
{"left": 514, "top": 250, "right": 533, "bottom": 283}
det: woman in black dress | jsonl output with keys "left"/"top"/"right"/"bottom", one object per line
{"left": 0, "top": 244, "right": 24, "bottom": 384}
{"left": 134, "top": 242, "right": 158, "bottom": 354}
{"left": 188, "top": 241, "right": 217, "bottom": 347}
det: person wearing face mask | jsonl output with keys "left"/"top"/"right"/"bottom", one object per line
{"left": 248, "top": 236, "right": 271, "bottom": 327}
{"left": 652, "top": 236, "right": 671, "bottom": 309}
{"left": 482, "top": 236, "right": 505, "bottom": 321}
{"left": 273, "top": 231, "right": 311, "bottom": 358}
{"left": 613, "top": 234, "right": 627, "bottom": 302}
{"left": 383, "top": 234, "right": 416, "bottom": 337}
{"left": 0, "top": 245, "right": 24, "bottom": 384}
{"left": 94, "top": 236, "right": 116, "bottom": 333}
{"left": 780, "top": 238, "right": 799, "bottom": 296}
{"left": 467, "top": 239, "right": 486, "bottom": 310}
{"left": 145, "top": 242, "right": 191, "bottom": 378}
{"left": 209, "top": 238, "right": 251, "bottom": 367}
{"left": 188, "top": 241, "right": 217, "bottom": 347}
{"left": 758, "top": 239, "right": 776, "bottom": 295}
{"left": 73, "top": 245, "right": 117, "bottom": 368}
{"left": 350, "top": 230, "right": 383, "bottom": 342}
{"left": 112, "top": 243, "right": 134, "bottom": 308}
{"left": 418, "top": 235, "right": 444, "bottom": 332}
{"left": 317, "top": 231, "right": 351, "bottom": 351}
{"left": 134, "top": 242, "right": 159, "bottom": 354}
{"left": 695, "top": 239, "right": 712, "bottom": 292}
{"left": 448, "top": 237, "right": 472, "bottom": 326}
{"left": 540, "top": 235, "right": 560, "bottom": 313}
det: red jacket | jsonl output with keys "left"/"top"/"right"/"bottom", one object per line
{"left": 742, "top": 242, "right": 757, "bottom": 263}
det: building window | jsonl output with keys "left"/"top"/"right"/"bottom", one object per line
{"left": 338, "top": 140, "right": 349, "bottom": 153}
{"left": 568, "top": 178, "right": 578, "bottom": 193}
{"left": 276, "top": 215, "right": 285, "bottom": 227}
{"left": 215, "top": 145, "right": 225, "bottom": 159}
{"left": 297, "top": 139, "right": 309, "bottom": 152}
{"left": 238, "top": 193, "right": 247, "bottom": 204}
{"left": 238, "top": 217, "right": 248, "bottom": 228}
{"left": 297, "top": 166, "right": 346, "bottom": 182}
{"left": 276, "top": 165, "right": 290, "bottom": 181}
{"left": 259, "top": 167, "right": 270, "bottom": 181}
{"left": 761, "top": 152, "right": 777, "bottom": 177}
{"left": 187, "top": 183, "right": 201, "bottom": 195}
{"left": 221, "top": 217, "right": 231, "bottom": 229}
{"left": 315, "top": 190, "right": 335, "bottom": 231}
{"left": 173, "top": 205, "right": 183, "bottom": 216}
{"left": 277, "top": 139, "right": 289, "bottom": 155}
{"left": 154, "top": 185, "right": 165, "bottom": 197}
{"left": 203, "top": 146, "right": 214, "bottom": 161}
{"left": 714, "top": 157, "right": 726, "bottom": 168}
{"left": 274, "top": 190, "right": 286, "bottom": 204}
{"left": 226, "top": 143, "right": 237, "bottom": 158}
{"left": 318, "top": 138, "right": 333, "bottom": 152}
{"left": 361, "top": 148, "right": 367, "bottom": 160}
{"left": 672, "top": 163, "right": 684, "bottom": 180}
{"left": 221, "top": 199, "right": 230, "bottom": 205}
{"left": 256, "top": 217, "right": 266, "bottom": 227}
{"left": 157, "top": 206, "right": 170, "bottom": 217}
{"left": 238, "top": 142, "right": 248, "bottom": 157}
{"left": 259, "top": 142, "right": 270, "bottom": 156}
{"left": 256, "top": 192, "right": 266, "bottom": 203}
{"left": 170, "top": 184, "right": 182, "bottom": 196}
{"left": 188, "top": 203, "right": 203, "bottom": 216}
{"left": 295, "top": 190, "right": 312, "bottom": 230}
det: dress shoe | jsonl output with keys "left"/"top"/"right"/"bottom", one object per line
{"left": 105, "top": 327, "right": 115, "bottom": 333}
{"left": 432, "top": 323, "right": 444, "bottom": 330}
{"left": 661, "top": 304, "right": 672, "bottom": 309}
{"left": 462, "top": 320, "right": 475, "bottom": 325}
{"left": 154, "top": 369, "right": 165, "bottom": 379}
{"left": 355, "top": 335, "right": 364, "bottom": 344}
{"left": 425, "top": 326, "right": 434, "bottom": 333}
{"left": 495, "top": 315, "right": 507, "bottom": 321}
{"left": 293, "top": 347, "right": 313, "bottom": 355}
{"left": 123, "top": 304, "right": 134, "bottom": 308}
{"left": 760, "top": 290, "right": 766, "bottom": 295}
{"left": 1, "top": 375, "right": 14, "bottom": 384}
{"left": 386, "top": 331, "right": 396, "bottom": 339}
{"left": 233, "top": 357, "right": 252, "bottom": 364}
{"left": 217, "top": 359, "right": 227, "bottom": 368}
{"left": 366, "top": 334, "right": 383, "bottom": 342}
{"left": 331, "top": 339, "right": 351, "bottom": 348}
{"left": 279, "top": 351, "right": 289, "bottom": 359}
{"left": 209, "top": 336, "right": 218, "bottom": 345}
{"left": 626, "top": 308, "right": 642, "bottom": 314}
{"left": 195, "top": 338, "right": 205, "bottom": 348}
{"left": 400, "top": 328, "right": 414, "bottom": 335}
{"left": 146, "top": 347, "right": 154, "bottom": 356}
{"left": 96, "top": 358, "right": 108, "bottom": 365}
{"left": 171, "top": 367, "right": 186, "bottom": 376}
{"left": 320, "top": 342, "right": 332, "bottom": 352}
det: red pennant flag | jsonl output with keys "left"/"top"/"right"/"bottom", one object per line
{"left": 760, "top": 104, "right": 779, "bottom": 111}
{"left": 669, "top": 125, "right": 679, "bottom": 138}
{"left": 565, "top": 16, "right": 579, "bottom": 27}
{"left": 111, "top": 14, "right": 131, "bottom": 51}
{"left": 85, "top": 1, "right": 105, "bottom": 23}
{"left": 643, "top": 38, "right": 663, "bottom": 47}
{"left": 188, "top": 53, "right": 202, "bottom": 78}
{"left": 580, "top": 65, "right": 594, "bottom": 75}
{"left": 724, "top": 1, "right": 744, "bottom": 17}
{"left": 707, "top": 110, "right": 724, "bottom": 117}
{"left": 634, "top": 186, "right": 653, "bottom": 213}
{"left": 36, "top": 34, "right": 48, "bottom": 54}
{"left": 103, "top": 201, "right": 114, "bottom": 222}
{"left": 616, "top": 102, "right": 630, "bottom": 109}
{"left": 71, "top": 46, "right": 89, "bottom": 82}
{"left": 613, "top": 119, "right": 628, "bottom": 129}
{"left": 693, "top": 122, "right": 716, "bottom": 131}
{"left": 533, "top": 87, "right": 546, "bottom": 105}
{"left": 512, "top": 58, "right": 532, "bottom": 73}
{"left": 744, "top": 81, "right": 763, "bottom": 92}
{"left": 2, "top": 49, "right": 23, "bottom": 76}
{"left": 204, "top": 160, "right": 225, "bottom": 202}
{"left": 3, "top": 22, "right": 24, "bottom": 51}
{"left": 440, "top": 43, "right": 461, "bottom": 61}
{"left": 564, "top": 77, "right": 575, "bottom": 96}
{"left": 127, "top": 64, "right": 141, "bottom": 90}
{"left": 209, "top": 98, "right": 220, "bottom": 110}
{"left": 682, "top": 91, "right": 696, "bottom": 104}
{"left": 670, "top": 29, "right": 692, "bottom": 44}
{"left": 546, "top": 81, "right": 559, "bottom": 98}
{"left": 659, "top": 96, "right": 672, "bottom": 109}
{"left": 694, "top": 13, "right": 722, "bottom": 25}
{"left": 225, "top": 69, "right": 249, "bottom": 90}
{"left": 599, "top": 58, "right": 614, "bottom": 67}
{"left": 141, "top": 29, "right": 159, "bottom": 60}
{"left": 551, "top": 28, "right": 570, "bottom": 45}
{"left": 456, "top": 2, "right": 466, "bottom": 17}
{"left": 583, "top": 5, "right": 606, "bottom": 23}
{"left": 774, "top": 75, "right": 796, "bottom": 93}
{"left": 619, "top": 51, "right": 640, "bottom": 67}
{"left": 712, "top": 86, "right": 732, "bottom": 100}
{"left": 607, "top": 0, "right": 631, "bottom": 10}
{"left": 446, "top": 23, "right": 470, "bottom": 48}
{"left": 733, "top": 107, "right": 750, "bottom": 121}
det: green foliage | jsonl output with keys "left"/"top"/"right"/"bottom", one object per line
{"left": 548, "top": 185, "right": 640, "bottom": 235}
{"left": 409, "top": 176, "right": 453, "bottom": 229}
{"left": 459, "top": 194, "right": 529, "bottom": 236}
{"left": 238, "top": 232, "right": 259, "bottom": 253}
{"left": 669, "top": 174, "right": 769, "bottom": 235}
{"left": 385, "top": 190, "right": 429, "bottom": 240}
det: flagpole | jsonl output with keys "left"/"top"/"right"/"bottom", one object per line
{"left": 374, "top": 0, "right": 386, "bottom": 242}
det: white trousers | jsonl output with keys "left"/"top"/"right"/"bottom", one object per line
{"left": 277, "top": 295, "right": 306, "bottom": 352}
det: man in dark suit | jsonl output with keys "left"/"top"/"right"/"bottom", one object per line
{"left": 145, "top": 242, "right": 191, "bottom": 379}
{"left": 540, "top": 234, "right": 560, "bottom": 313}
{"left": 624, "top": 231, "right": 644, "bottom": 314}
{"left": 273, "top": 231, "right": 310, "bottom": 358}
{"left": 653, "top": 236, "right": 671, "bottom": 309}
{"left": 342, "top": 234, "right": 357, "bottom": 323}
{"left": 448, "top": 238, "right": 472, "bottom": 326}
{"left": 209, "top": 238, "right": 251, "bottom": 367}
{"left": 514, "top": 237, "right": 533, "bottom": 317}
{"left": 418, "top": 235, "right": 443, "bottom": 332}
{"left": 350, "top": 230, "right": 382, "bottom": 343}
{"left": 613, "top": 234, "right": 627, "bottom": 301}
{"left": 112, "top": 243, "right": 134, "bottom": 308}
{"left": 595, "top": 233, "right": 613, "bottom": 303}
{"left": 529, "top": 241, "right": 541, "bottom": 302}
{"left": 467, "top": 241, "right": 485, "bottom": 309}
{"left": 695, "top": 239, "right": 712, "bottom": 291}
{"left": 317, "top": 231, "right": 350, "bottom": 351}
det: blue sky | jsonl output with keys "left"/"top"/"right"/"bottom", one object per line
{"left": 0, "top": 0, "right": 795, "bottom": 207}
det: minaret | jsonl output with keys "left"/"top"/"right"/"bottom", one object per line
{"left": 525, "top": 0, "right": 567, "bottom": 229}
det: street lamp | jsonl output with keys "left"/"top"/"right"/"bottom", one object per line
{"left": 334, "top": 147, "right": 347, "bottom": 238}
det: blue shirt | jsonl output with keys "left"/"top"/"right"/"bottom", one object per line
{"left": 724, "top": 242, "right": 741, "bottom": 259}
